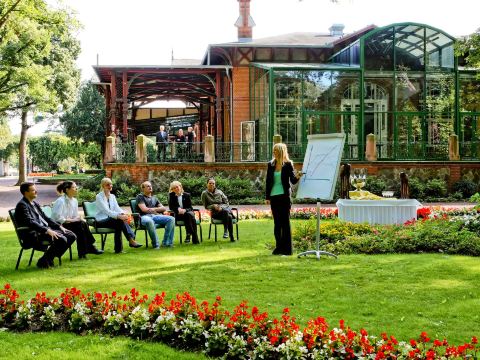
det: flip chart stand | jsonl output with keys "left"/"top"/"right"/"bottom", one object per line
{"left": 297, "top": 200, "right": 337, "bottom": 260}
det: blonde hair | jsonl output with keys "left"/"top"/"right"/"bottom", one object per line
{"left": 169, "top": 180, "right": 183, "bottom": 193}
{"left": 271, "top": 143, "right": 292, "bottom": 166}
{"left": 100, "top": 177, "right": 112, "bottom": 189}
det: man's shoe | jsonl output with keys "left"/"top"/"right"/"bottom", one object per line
{"left": 185, "top": 235, "right": 191, "bottom": 243}
{"left": 230, "top": 237, "right": 235, "bottom": 242}
{"left": 223, "top": 232, "right": 229, "bottom": 239}
{"left": 129, "top": 242, "right": 143, "bottom": 248}
{"left": 88, "top": 247, "right": 104, "bottom": 255}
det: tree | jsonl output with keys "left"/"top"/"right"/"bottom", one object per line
{"left": 0, "top": 0, "right": 81, "bottom": 184}
{"left": 456, "top": 29, "right": 480, "bottom": 70}
{"left": 59, "top": 80, "right": 106, "bottom": 146}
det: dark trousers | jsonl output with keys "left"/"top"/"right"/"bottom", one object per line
{"left": 212, "top": 208, "right": 234, "bottom": 240}
{"left": 176, "top": 211, "right": 199, "bottom": 243}
{"left": 63, "top": 221, "right": 97, "bottom": 256}
{"left": 36, "top": 230, "right": 76, "bottom": 261}
{"left": 96, "top": 217, "right": 135, "bottom": 253}
{"left": 270, "top": 195, "right": 292, "bottom": 255}
{"left": 157, "top": 143, "right": 167, "bottom": 161}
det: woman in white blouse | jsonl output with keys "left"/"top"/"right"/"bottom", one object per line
{"left": 95, "top": 177, "right": 142, "bottom": 253}
{"left": 51, "top": 181, "right": 103, "bottom": 259}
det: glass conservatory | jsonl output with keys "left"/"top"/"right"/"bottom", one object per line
{"left": 250, "top": 23, "right": 480, "bottom": 161}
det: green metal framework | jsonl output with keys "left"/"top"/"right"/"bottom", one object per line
{"left": 249, "top": 23, "right": 480, "bottom": 161}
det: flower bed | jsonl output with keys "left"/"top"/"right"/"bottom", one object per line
{"left": 199, "top": 207, "right": 338, "bottom": 222}
{"left": 27, "top": 172, "right": 54, "bottom": 177}
{"left": 0, "top": 284, "right": 477, "bottom": 359}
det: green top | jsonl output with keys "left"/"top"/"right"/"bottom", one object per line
{"left": 270, "top": 171, "right": 284, "bottom": 196}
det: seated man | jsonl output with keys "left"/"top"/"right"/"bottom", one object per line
{"left": 15, "top": 182, "right": 76, "bottom": 269}
{"left": 201, "top": 177, "right": 235, "bottom": 242}
{"left": 135, "top": 181, "right": 175, "bottom": 248}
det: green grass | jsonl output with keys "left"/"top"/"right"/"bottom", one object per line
{"left": 1, "top": 220, "right": 479, "bottom": 357}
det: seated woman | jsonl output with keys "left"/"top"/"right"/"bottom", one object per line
{"left": 168, "top": 181, "right": 199, "bottom": 244}
{"left": 95, "top": 177, "right": 142, "bottom": 253}
{"left": 201, "top": 177, "right": 235, "bottom": 242}
{"left": 51, "top": 181, "right": 103, "bottom": 259}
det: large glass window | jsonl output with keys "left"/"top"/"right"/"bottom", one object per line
{"left": 459, "top": 73, "right": 480, "bottom": 112}
{"left": 274, "top": 71, "right": 303, "bottom": 144}
{"left": 395, "top": 72, "right": 424, "bottom": 112}
{"left": 364, "top": 28, "right": 394, "bottom": 71}
{"left": 395, "top": 24, "right": 425, "bottom": 71}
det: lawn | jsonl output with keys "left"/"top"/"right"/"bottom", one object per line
{"left": 1, "top": 219, "right": 479, "bottom": 358}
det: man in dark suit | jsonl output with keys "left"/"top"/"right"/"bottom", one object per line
{"left": 15, "top": 182, "right": 76, "bottom": 269}
{"left": 185, "top": 126, "right": 196, "bottom": 160}
{"left": 155, "top": 125, "right": 169, "bottom": 161}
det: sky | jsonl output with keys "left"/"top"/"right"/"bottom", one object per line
{"left": 10, "top": 0, "right": 480, "bottom": 135}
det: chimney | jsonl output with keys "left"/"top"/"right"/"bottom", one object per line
{"left": 235, "top": 0, "right": 255, "bottom": 42}
{"left": 329, "top": 23, "right": 345, "bottom": 36}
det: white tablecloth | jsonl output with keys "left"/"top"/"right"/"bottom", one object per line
{"left": 336, "top": 199, "right": 422, "bottom": 225}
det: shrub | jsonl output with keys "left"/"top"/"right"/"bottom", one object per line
{"left": 364, "top": 177, "right": 387, "bottom": 196}
{"left": 423, "top": 178, "right": 448, "bottom": 198}
{"left": 77, "top": 188, "right": 97, "bottom": 205}
{"left": 453, "top": 180, "right": 478, "bottom": 199}
{"left": 407, "top": 177, "right": 425, "bottom": 199}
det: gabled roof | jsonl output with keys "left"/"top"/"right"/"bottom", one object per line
{"left": 210, "top": 32, "right": 341, "bottom": 48}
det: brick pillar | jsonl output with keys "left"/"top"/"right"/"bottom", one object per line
{"left": 205, "top": 135, "right": 215, "bottom": 162}
{"left": 449, "top": 134, "right": 460, "bottom": 161}
{"left": 365, "top": 133, "right": 377, "bottom": 161}
{"left": 105, "top": 134, "right": 116, "bottom": 163}
{"left": 136, "top": 134, "right": 147, "bottom": 163}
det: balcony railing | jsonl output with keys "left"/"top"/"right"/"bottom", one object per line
{"left": 111, "top": 138, "right": 467, "bottom": 164}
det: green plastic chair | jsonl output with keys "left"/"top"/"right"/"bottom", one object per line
{"left": 82, "top": 201, "right": 116, "bottom": 251}
{"left": 208, "top": 207, "right": 239, "bottom": 242}
{"left": 9, "top": 207, "right": 71, "bottom": 270}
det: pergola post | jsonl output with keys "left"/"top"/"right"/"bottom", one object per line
{"left": 122, "top": 71, "right": 128, "bottom": 139}
{"left": 109, "top": 71, "right": 117, "bottom": 134}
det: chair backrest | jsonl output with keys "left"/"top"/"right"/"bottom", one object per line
{"left": 8, "top": 209, "right": 19, "bottom": 232}
{"left": 41, "top": 205, "right": 52, "bottom": 218}
{"left": 129, "top": 199, "right": 137, "bottom": 213}
{"left": 82, "top": 201, "right": 98, "bottom": 217}
{"left": 8, "top": 208, "right": 34, "bottom": 249}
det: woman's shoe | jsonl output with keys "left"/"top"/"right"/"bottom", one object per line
{"left": 129, "top": 242, "right": 143, "bottom": 248}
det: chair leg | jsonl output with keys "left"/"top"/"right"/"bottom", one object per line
{"left": 58, "top": 255, "right": 62, "bottom": 266}
{"left": 198, "top": 224, "right": 203, "bottom": 243}
{"left": 208, "top": 224, "right": 212, "bottom": 239}
{"left": 28, "top": 249, "right": 35, "bottom": 266}
{"left": 144, "top": 229, "right": 149, "bottom": 248}
{"left": 236, "top": 223, "right": 239, "bottom": 241}
{"left": 101, "top": 234, "right": 106, "bottom": 250}
{"left": 15, "top": 248, "right": 24, "bottom": 270}
{"left": 179, "top": 226, "right": 183, "bottom": 244}
{"left": 69, "top": 245, "right": 73, "bottom": 261}
{"left": 214, "top": 224, "right": 217, "bottom": 242}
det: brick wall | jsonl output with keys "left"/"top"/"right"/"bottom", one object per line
{"left": 232, "top": 67, "right": 251, "bottom": 143}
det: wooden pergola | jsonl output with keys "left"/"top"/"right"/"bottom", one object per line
{"left": 93, "top": 65, "right": 232, "bottom": 141}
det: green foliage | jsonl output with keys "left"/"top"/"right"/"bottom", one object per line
{"left": 452, "top": 180, "right": 478, "bottom": 199}
{"left": 57, "top": 157, "right": 76, "bottom": 173}
{"left": 424, "top": 178, "right": 448, "bottom": 198}
{"left": 76, "top": 188, "right": 96, "bottom": 205}
{"left": 78, "top": 171, "right": 106, "bottom": 192}
{"left": 28, "top": 135, "right": 101, "bottom": 171}
{"left": 59, "top": 81, "right": 106, "bottom": 145}
{"left": 470, "top": 192, "right": 480, "bottom": 203}
{"left": 406, "top": 177, "right": 425, "bottom": 199}
{"left": 456, "top": 30, "right": 480, "bottom": 70}
{"left": 364, "top": 176, "right": 387, "bottom": 196}
{"left": 115, "top": 183, "right": 140, "bottom": 207}
{"left": 293, "top": 219, "right": 480, "bottom": 256}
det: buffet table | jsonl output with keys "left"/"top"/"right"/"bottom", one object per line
{"left": 336, "top": 199, "right": 422, "bottom": 225}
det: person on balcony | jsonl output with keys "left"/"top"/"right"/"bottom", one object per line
{"left": 169, "top": 181, "right": 199, "bottom": 244}
{"left": 95, "top": 177, "right": 142, "bottom": 253}
{"left": 201, "top": 177, "right": 235, "bottom": 242}
{"left": 185, "top": 126, "right": 196, "bottom": 160}
{"left": 265, "top": 143, "right": 303, "bottom": 256}
{"left": 175, "top": 129, "right": 186, "bottom": 161}
{"left": 15, "top": 182, "right": 76, "bottom": 269}
{"left": 136, "top": 181, "right": 175, "bottom": 248}
{"left": 156, "top": 125, "right": 169, "bottom": 162}
{"left": 51, "top": 181, "right": 103, "bottom": 259}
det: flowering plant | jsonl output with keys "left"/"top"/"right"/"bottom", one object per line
{"left": 1, "top": 283, "right": 478, "bottom": 359}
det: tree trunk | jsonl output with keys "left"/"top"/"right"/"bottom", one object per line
{"left": 14, "top": 109, "right": 30, "bottom": 186}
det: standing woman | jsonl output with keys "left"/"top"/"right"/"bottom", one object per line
{"left": 265, "top": 143, "right": 303, "bottom": 255}
{"left": 168, "top": 181, "right": 199, "bottom": 244}
{"left": 51, "top": 181, "right": 104, "bottom": 259}
{"left": 95, "top": 177, "right": 142, "bottom": 253}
